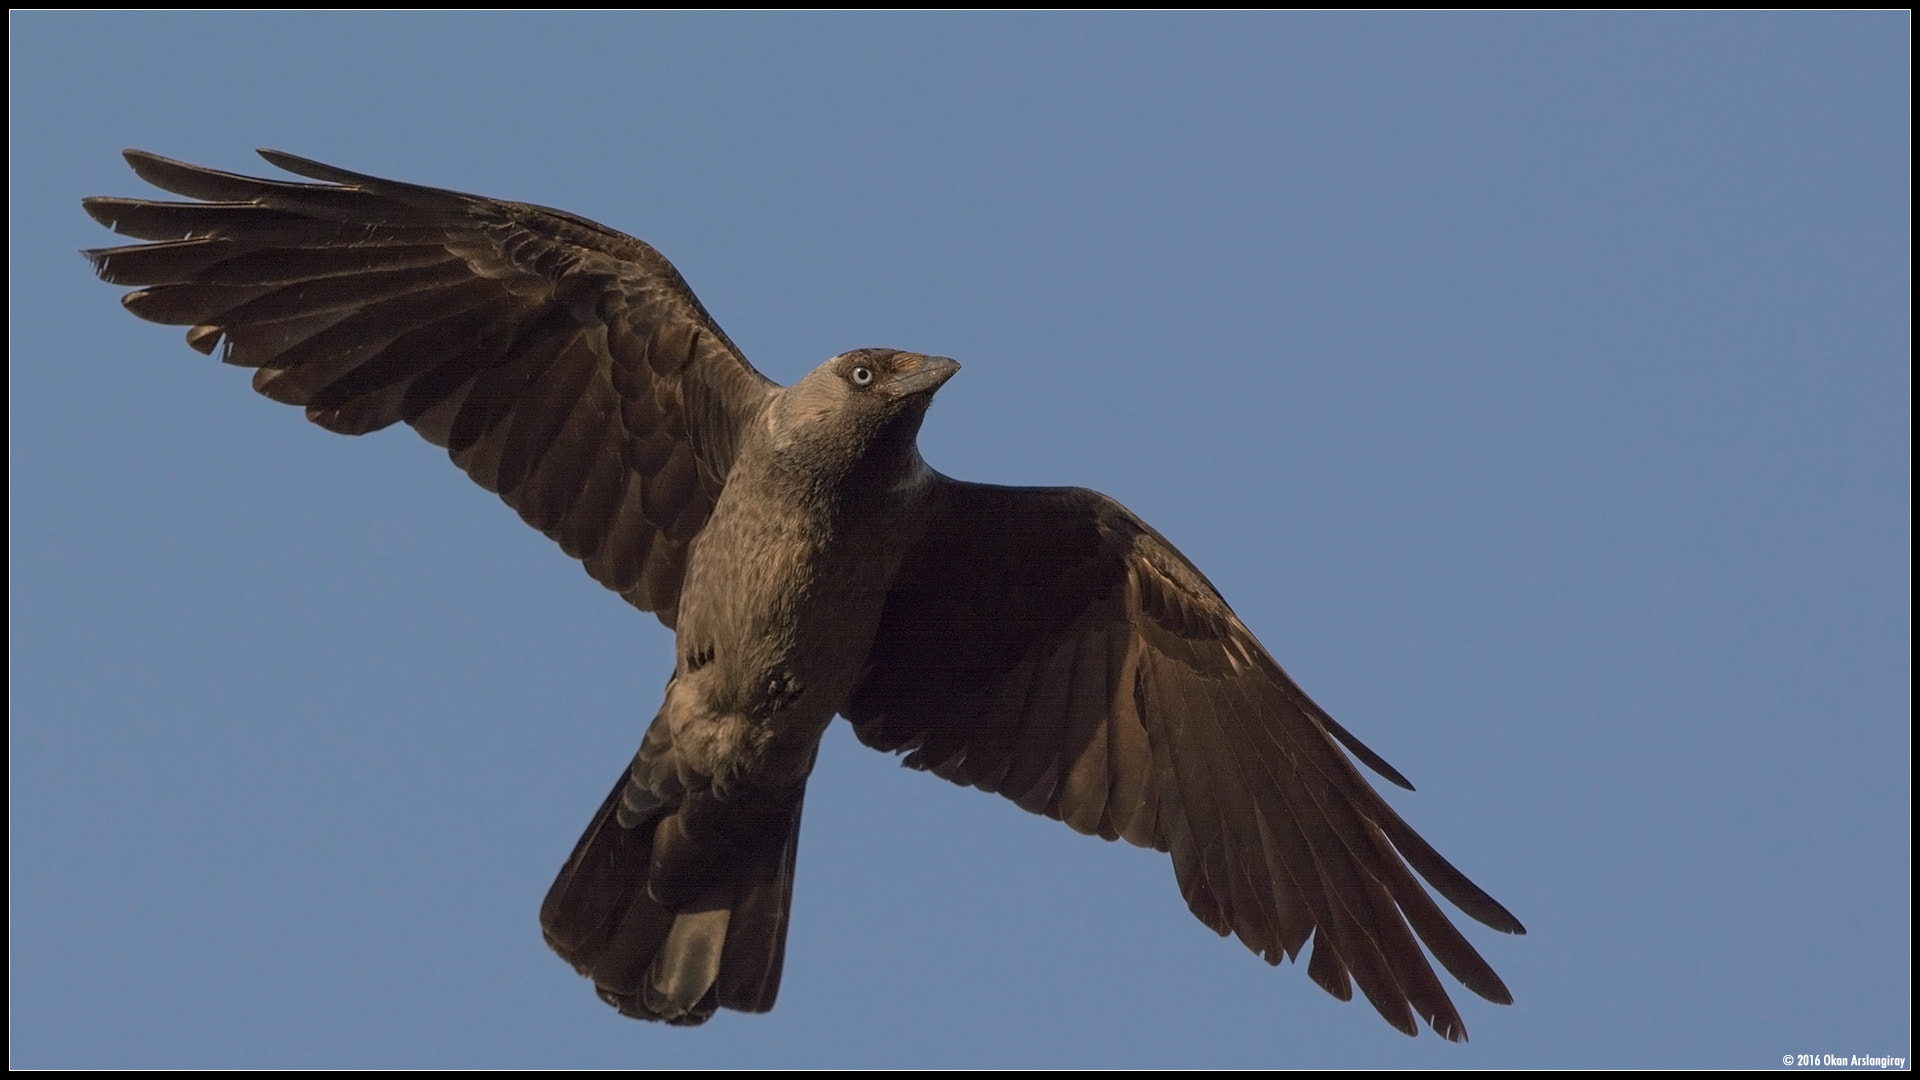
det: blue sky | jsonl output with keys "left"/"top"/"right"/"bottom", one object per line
{"left": 11, "top": 13, "right": 1908, "bottom": 1068}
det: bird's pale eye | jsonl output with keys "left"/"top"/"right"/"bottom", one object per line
{"left": 850, "top": 366, "right": 874, "bottom": 387}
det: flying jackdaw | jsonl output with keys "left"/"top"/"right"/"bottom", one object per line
{"left": 83, "top": 150, "right": 1524, "bottom": 1039}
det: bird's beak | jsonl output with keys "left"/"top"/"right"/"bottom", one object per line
{"left": 890, "top": 355, "right": 961, "bottom": 398}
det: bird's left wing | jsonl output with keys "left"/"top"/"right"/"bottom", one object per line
{"left": 844, "top": 478, "right": 1524, "bottom": 1040}
{"left": 84, "top": 150, "right": 779, "bottom": 626}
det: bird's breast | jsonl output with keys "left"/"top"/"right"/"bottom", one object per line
{"left": 662, "top": 482, "right": 920, "bottom": 785}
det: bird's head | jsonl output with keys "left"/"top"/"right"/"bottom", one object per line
{"left": 765, "top": 349, "right": 960, "bottom": 491}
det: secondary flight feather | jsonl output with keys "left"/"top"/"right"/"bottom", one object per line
{"left": 84, "top": 149, "right": 1524, "bottom": 1039}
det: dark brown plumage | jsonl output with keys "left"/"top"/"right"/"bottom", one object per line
{"left": 84, "top": 149, "right": 1524, "bottom": 1040}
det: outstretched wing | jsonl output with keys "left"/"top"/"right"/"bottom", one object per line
{"left": 845, "top": 479, "right": 1525, "bottom": 1040}
{"left": 84, "top": 150, "right": 779, "bottom": 626}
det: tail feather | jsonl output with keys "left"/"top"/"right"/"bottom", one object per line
{"left": 541, "top": 767, "right": 804, "bottom": 1024}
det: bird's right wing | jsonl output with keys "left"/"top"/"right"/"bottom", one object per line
{"left": 845, "top": 479, "right": 1524, "bottom": 1040}
{"left": 84, "top": 150, "right": 779, "bottom": 627}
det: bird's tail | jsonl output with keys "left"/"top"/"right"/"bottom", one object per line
{"left": 539, "top": 765, "right": 804, "bottom": 1025}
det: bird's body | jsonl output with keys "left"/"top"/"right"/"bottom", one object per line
{"left": 663, "top": 364, "right": 942, "bottom": 790}
{"left": 85, "top": 150, "right": 1524, "bottom": 1038}
{"left": 547, "top": 351, "right": 960, "bottom": 1022}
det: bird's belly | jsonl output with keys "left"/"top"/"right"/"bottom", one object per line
{"left": 663, "top": 509, "right": 906, "bottom": 787}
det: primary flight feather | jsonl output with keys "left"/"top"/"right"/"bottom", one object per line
{"left": 84, "top": 149, "right": 1523, "bottom": 1038}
